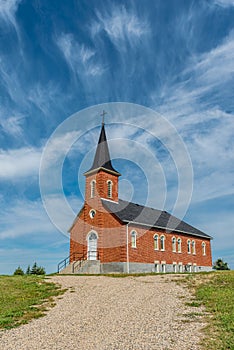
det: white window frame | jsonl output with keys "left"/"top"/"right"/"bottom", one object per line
{"left": 192, "top": 240, "right": 196, "bottom": 255}
{"left": 131, "top": 230, "right": 137, "bottom": 248}
{"left": 202, "top": 242, "right": 206, "bottom": 256}
{"left": 177, "top": 238, "right": 182, "bottom": 253}
{"left": 153, "top": 234, "right": 159, "bottom": 250}
{"left": 90, "top": 180, "right": 96, "bottom": 198}
{"left": 178, "top": 263, "right": 183, "bottom": 273}
{"left": 161, "top": 261, "right": 166, "bottom": 273}
{"left": 173, "top": 262, "right": 177, "bottom": 273}
{"left": 154, "top": 260, "right": 159, "bottom": 273}
{"left": 160, "top": 235, "right": 165, "bottom": 251}
{"left": 107, "top": 180, "right": 113, "bottom": 198}
{"left": 193, "top": 263, "right": 197, "bottom": 273}
{"left": 187, "top": 239, "right": 191, "bottom": 254}
{"left": 172, "top": 237, "right": 176, "bottom": 252}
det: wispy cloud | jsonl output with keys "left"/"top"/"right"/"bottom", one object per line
{"left": 0, "top": 0, "right": 21, "bottom": 25}
{"left": 28, "top": 81, "right": 63, "bottom": 116}
{"left": 0, "top": 194, "right": 81, "bottom": 240}
{"left": 0, "top": 114, "right": 25, "bottom": 137}
{"left": 0, "top": 198, "right": 52, "bottom": 239}
{"left": 56, "top": 33, "right": 104, "bottom": 77}
{"left": 0, "top": 0, "right": 22, "bottom": 40}
{"left": 93, "top": 4, "right": 149, "bottom": 50}
{"left": 213, "top": 0, "right": 234, "bottom": 7}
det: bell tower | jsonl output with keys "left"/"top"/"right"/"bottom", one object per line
{"left": 84, "top": 116, "right": 121, "bottom": 203}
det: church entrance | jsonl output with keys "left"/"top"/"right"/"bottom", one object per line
{"left": 87, "top": 231, "right": 98, "bottom": 260}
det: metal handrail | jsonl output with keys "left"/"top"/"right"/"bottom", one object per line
{"left": 58, "top": 250, "right": 100, "bottom": 273}
{"left": 57, "top": 251, "right": 83, "bottom": 273}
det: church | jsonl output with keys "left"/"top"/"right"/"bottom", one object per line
{"left": 59, "top": 118, "right": 212, "bottom": 274}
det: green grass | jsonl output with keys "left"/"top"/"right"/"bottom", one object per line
{"left": 0, "top": 275, "right": 65, "bottom": 329}
{"left": 188, "top": 271, "right": 234, "bottom": 350}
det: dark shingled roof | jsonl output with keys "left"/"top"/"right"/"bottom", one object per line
{"left": 102, "top": 198, "right": 212, "bottom": 239}
{"left": 85, "top": 123, "right": 121, "bottom": 175}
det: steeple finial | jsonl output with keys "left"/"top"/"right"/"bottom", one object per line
{"left": 100, "top": 110, "right": 107, "bottom": 125}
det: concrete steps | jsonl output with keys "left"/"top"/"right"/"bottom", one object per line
{"left": 59, "top": 260, "right": 101, "bottom": 274}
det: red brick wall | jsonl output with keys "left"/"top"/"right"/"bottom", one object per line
{"left": 85, "top": 170, "right": 119, "bottom": 203}
{"left": 70, "top": 169, "right": 212, "bottom": 268}
{"left": 70, "top": 200, "right": 212, "bottom": 267}
{"left": 127, "top": 225, "right": 212, "bottom": 266}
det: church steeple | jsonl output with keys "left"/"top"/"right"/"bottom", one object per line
{"left": 84, "top": 119, "right": 120, "bottom": 202}
{"left": 84, "top": 122, "right": 121, "bottom": 176}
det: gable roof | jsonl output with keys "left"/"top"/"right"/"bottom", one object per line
{"left": 84, "top": 123, "right": 121, "bottom": 176}
{"left": 102, "top": 198, "right": 212, "bottom": 239}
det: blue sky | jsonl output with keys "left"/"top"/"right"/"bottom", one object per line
{"left": 0, "top": 0, "right": 233, "bottom": 274}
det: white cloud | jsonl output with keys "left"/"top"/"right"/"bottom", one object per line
{"left": 0, "top": 194, "right": 81, "bottom": 240}
{"left": 213, "top": 0, "right": 234, "bottom": 7}
{"left": 192, "top": 31, "right": 234, "bottom": 87}
{"left": 0, "top": 0, "right": 21, "bottom": 24}
{"left": 0, "top": 115, "right": 25, "bottom": 136}
{"left": 0, "top": 147, "right": 41, "bottom": 180}
{"left": 0, "top": 0, "right": 22, "bottom": 40}
{"left": 93, "top": 5, "right": 149, "bottom": 51}
{"left": 0, "top": 198, "right": 53, "bottom": 239}
{"left": 56, "top": 33, "right": 104, "bottom": 77}
{"left": 148, "top": 29, "right": 234, "bottom": 207}
{"left": 0, "top": 56, "right": 27, "bottom": 108}
{"left": 28, "top": 81, "right": 63, "bottom": 115}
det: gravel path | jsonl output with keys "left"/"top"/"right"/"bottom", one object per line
{"left": 0, "top": 275, "right": 206, "bottom": 350}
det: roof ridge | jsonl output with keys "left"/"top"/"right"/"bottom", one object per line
{"left": 102, "top": 198, "right": 212, "bottom": 239}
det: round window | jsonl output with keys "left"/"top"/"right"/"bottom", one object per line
{"left": 89, "top": 209, "right": 96, "bottom": 219}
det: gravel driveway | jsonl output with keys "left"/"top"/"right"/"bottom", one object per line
{"left": 0, "top": 274, "right": 205, "bottom": 350}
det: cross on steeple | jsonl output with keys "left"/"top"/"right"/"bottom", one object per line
{"left": 100, "top": 110, "right": 107, "bottom": 125}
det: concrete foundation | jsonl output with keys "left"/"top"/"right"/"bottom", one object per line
{"left": 59, "top": 260, "right": 212, "bottom": 274}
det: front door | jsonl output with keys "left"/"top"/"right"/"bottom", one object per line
{"left": 88, "top": 232, "right": 97, "bottom": 260}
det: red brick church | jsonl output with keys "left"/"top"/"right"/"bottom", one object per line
{"left": 59, "top": 119, "right": 212, "bottom": 274}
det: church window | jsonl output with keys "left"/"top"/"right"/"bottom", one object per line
{"left": 153, "top": 234, "right": 159, "bottom": 250}
{"left": 131, "top": 230, "right": 137, "bottom": 248}
{"left": 177, "top": 238, "right": 182, "bottom": 253}
{"left": 178, "top": 263, "right": 183, "bottom": 273}
{"left": 192, "top": 240, "right": 196, "bottom": 254}
{"left": 172, "top": 237, "right": 176, "bottom": 252}
{"left": 154, "top": 261, "right": 159, "bottom": 273}
{"left": 107, "top": 180, "right": 113, "bottom": 198}
{"left": 173, "top": 263, "right": 177, "bottom": 273}
{"left": 202, "top": 242, "right": 206, "bottom": 255}
{"left": 160, "top": 235, "right": 165, "bottom": 251}
{"left": 89, "top": 209, "right": 96, "bottom": 219}
{"left": 161, "top": 262, "right": 166, "bottom": 273}
{"left": 187, "top": 240, "right": 191, "bottom": 254}
{"left": 90, "top": 180, "right": 96, "bottom": 198}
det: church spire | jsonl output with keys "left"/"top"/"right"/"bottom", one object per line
{"left": 84, "top": 119, "right": 121, "bottom": 176}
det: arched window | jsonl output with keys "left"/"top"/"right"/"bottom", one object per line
{"left": 153, "top": 234, "right": 159, "bottom": 250}
{"left": 192, "top": 240, "right": 196, "bottom": 254}
{"left": 107, "top": 180, "right": 113, "bottom": 198}
{"left": 187, "top": 240, "right": 191, "bottom": 254}
{"left": 202, "top": 242, "right": 206, "bottom": 256}
{"left": 177, "top": 238, "right": 182, "bottom": 253}
{"left": 160, "top": 235, "right": 165, "bottom": 251}
{"left": 90, "top": 180, "right": 96, "bottom": 198}
{"left": 131, "top": 230, "right": 137, "bottom": 248}
{"left": 172, "top": 237, "right": 176, "bottom": 252}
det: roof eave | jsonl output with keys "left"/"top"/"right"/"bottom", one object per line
{"left": 122, "top": 220, "right": 212, "bottom": 239}
{"left": 84, "top": 167, "right": 121, "bottom": 177}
